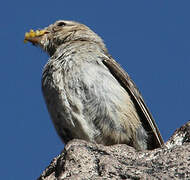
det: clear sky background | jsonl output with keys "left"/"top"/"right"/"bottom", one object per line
{"left": 1, "top": 1, "right": 190, "bottom": 179}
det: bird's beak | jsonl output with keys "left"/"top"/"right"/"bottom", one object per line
{"left": 24, "top": 29, "right": 48, "bottom": 44}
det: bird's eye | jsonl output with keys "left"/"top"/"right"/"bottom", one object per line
{"left": 57, "top": 22, "right": 66, "bottom": 27}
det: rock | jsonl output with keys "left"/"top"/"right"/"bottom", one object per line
{"left": 38, "top": 121, "right": 190, "bottom": 180}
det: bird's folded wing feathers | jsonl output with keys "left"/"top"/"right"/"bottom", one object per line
{"left": 102, "top": 57, "right": 164, "bottom": 149}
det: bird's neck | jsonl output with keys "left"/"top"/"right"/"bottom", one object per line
{"left": 51, "top": 40, "right": 108, "bottom": 60}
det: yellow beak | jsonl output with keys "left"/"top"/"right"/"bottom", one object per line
{"left": 24, "top": 29, "right": 47, "bottom": 44}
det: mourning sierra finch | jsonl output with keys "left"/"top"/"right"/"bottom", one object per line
{"left": 24, "top": 20, "right": 164, "bottom": 150}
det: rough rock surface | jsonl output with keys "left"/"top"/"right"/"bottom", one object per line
{"left": 38, "top": 121, "right": 190, "bottom": 180}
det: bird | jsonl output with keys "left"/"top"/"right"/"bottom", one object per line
{"left": 24, "top": 20, "right": 164, "bottom": 150}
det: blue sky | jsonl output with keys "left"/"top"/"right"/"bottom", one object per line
{"left": 1, "top": 1, "right": 190, "bottom": 179}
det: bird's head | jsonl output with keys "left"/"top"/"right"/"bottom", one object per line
{"left": 24, "top": 20, "right": 106, "bottom": 56}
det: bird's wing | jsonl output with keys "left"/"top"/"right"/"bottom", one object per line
{"left": 102, "top": 56, "right": 164, "bottom": 149}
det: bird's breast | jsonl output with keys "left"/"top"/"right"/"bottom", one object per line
{"left": 41, "top": 51, "right": 143, "bottom": 147}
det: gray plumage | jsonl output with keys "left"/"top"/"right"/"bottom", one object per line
{"left": 25, "top": 20, "right": 164, "bottom": 150}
